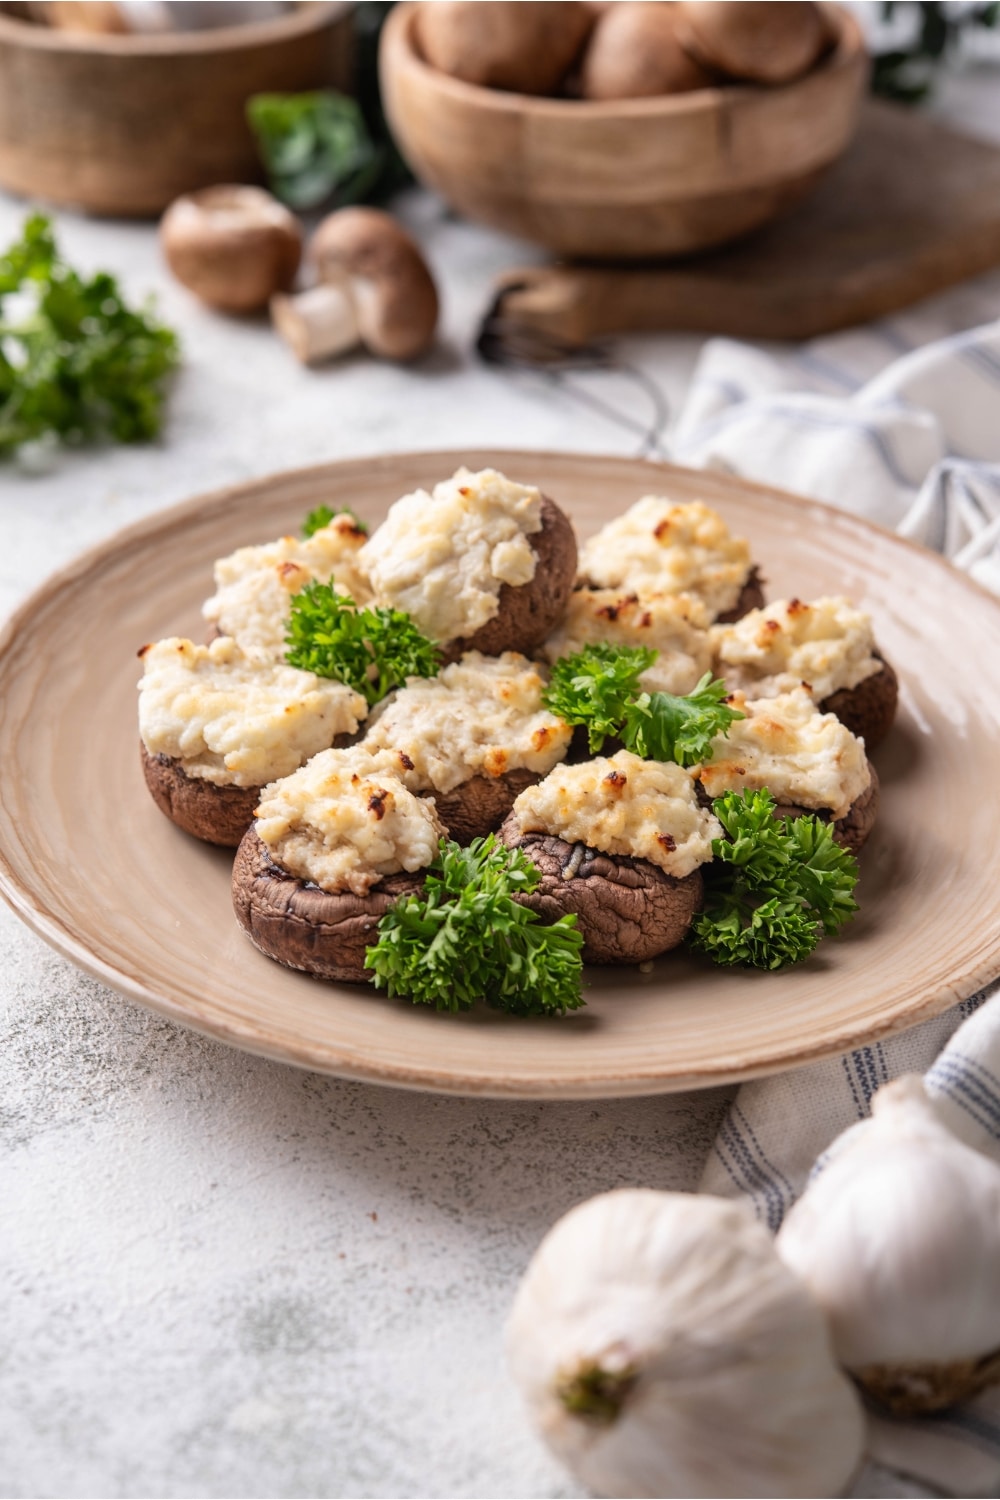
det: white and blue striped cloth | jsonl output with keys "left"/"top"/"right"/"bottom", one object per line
{"left": 677, "top": 317, "right": 1000, "bottom": 1496}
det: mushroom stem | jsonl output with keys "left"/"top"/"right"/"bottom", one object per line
{"left": 271, "top": 280, "right": 361, "bottom": 365}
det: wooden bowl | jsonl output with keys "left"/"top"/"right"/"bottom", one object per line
{"left": 380, "top": 3, "right": 869, "bottom": 260}
{"left": 0, "top": 1, "right": 352, "bottom": 217}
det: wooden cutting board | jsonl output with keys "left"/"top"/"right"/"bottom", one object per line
{"left": 484, "top": 100, "right": 1000, "bottom": 348}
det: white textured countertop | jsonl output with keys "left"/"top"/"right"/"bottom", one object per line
{"left": 3, "top": 65, "right": 999, "bottom": 1498}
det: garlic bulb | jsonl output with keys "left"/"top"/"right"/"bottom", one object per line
{"left": 506, "top": 1188, "right": 864, "bottom": 1499}
{"left": 776, "top": 1073, "right": 1000, "bottom": 1416}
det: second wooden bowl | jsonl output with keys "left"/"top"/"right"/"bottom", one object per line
{"left": 0, "top": 1, "right": 352, "bottom": 217}
{"left": 380, "top": 3, "right": 869, "bottom": 261}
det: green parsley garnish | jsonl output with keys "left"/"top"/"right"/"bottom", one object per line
{"left": 542, "top": 643, "right": 656, "bottom": 753}
{"left": 621, "top": 674, "right": 745, "bottom": 767}
{"left": 301, "top": 504, "right": 368, "bottom": 538}
{"left": 542, "top": 645, "right": 744, "bottom": 764}
{"left": 247, "top": 90, "right": 386, "bottom": 213}
{"left": 690, "top": 790, "right": 860, "bottom": 969}
{"left": 285, "top": 580, "right": 440, "bottom": 706}
{"left": 365, "top": 835, "right": 585, "bottom": 1015}
{"left": 0, "top": 213, "right": 179, "bottom": 456}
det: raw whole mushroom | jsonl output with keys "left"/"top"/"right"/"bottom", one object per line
{"left": 159, "top": 185, "right": 302, "bottom": 313}
{"left": 270, "top": 207, "right": 439, "bottom": 365}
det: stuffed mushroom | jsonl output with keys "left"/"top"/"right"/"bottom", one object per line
{"left": 696, "top": 687, "right": 879, "bottom": 854}
{"left": 233, "top": 746, "right": 447, "bottom": 982}
{"left": 138, "top": 636, "right": 366, "bottom": 846}
{"left": 541, "top": 588, "right": 712, "bottom": 696}
{"left": 357, "top": 467, "right": 578, "bottom": 659}
{"left": 711, "top": 596, "right": 898, "bottom": 749}
{"left": 500, "top": 751, "right": 720, "bottom": 964}
{"left": 202, "top": 509, "right": 372, "bottom": 659}
{"left": 359, "top": 651, "right": 572, "bottom": 843}
{"left": 577, "top": 497, "right": 763, "bottom": 623}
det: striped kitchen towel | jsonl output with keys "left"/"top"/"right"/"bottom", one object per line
{"left": 672, "top": 319, "right": 1000, "bottom": 593}
{"left": 701, "top": 985, "right": 1000, "bottom": 1498}
{"left": 681, "top": 316, "right": 1000, "bottom": 1495}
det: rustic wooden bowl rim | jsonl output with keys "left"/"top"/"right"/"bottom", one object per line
{"left": 388, "top": 0, "right": 865, "bottom": 121}
{"left": 0, "top": 0, "right": 347, "bottom": 56}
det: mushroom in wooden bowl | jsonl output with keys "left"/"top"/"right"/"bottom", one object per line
{"left": 379, "top": 1, "right": 869, "bottom": 260}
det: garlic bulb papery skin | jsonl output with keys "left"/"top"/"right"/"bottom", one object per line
{"left": 506, "top": 1188, "right": 864, "bottom": 1499}
{"left": 776, "top": 1074, "right": 1000, "bottom": 1416}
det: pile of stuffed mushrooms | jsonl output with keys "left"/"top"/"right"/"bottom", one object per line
{"left": 137, "top": 466, "right": 897, "bottom": 1002}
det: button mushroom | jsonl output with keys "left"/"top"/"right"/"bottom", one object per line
{"left": 581, "top": 2, "right": 716, "bottom": 100}
{"left": 416, "top": 1, "right": 594, "bottom": 96}
{"left": 674, "top": 1, "right": 828, "bottom": 85}
{"left": 270, "top": 207, "right": 439, "bottom": 365}
{"left": 159, "top": 185, "right": 302, "bottom": 314}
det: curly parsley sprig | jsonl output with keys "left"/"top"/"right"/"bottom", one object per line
{"left": 0, "top": 213, "right": 179, "bottom": 456}
{"left": 285, "top": 580, "right": 440, "bottom": 706}
{"left": 542, "top": 643, "right": 657, "bottom": 754}
{"left": 365, "top": 836, "right": 585, "bottom": 1015}
{"left": 690, "top": 790, "right": 860, "bottom": 969}
{"left": 621, "top": 674, "right": 744, "bottom": 766}
{"left": 542, "top": 644, "right": 743, "bottom": 765}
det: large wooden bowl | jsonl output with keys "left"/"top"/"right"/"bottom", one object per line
{"left": 0, "top": 1, "right": 352, "bottom": 217}
{"left": 380, "top": 3, "right": 869, "bottom": 260}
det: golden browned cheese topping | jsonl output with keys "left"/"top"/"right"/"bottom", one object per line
{"left": 512, "top": 751, "right": 720, "bottom": 879}
{"left": 137, "top": 636, "right": 367, "bottom": 787}
{"left": 697, "top": 689, "right": 871, "bottom": 819}
{"left": 254, "top": 745, "right": 446, "bottom": 896}
{"left": 202, "top": 512, "right": 371, "bottom": 659}
{"left": 711, "top": 596, "right": 881, "bottom": 702}
{"left": 542, "top": 588, "right": 712, "bottom": 696}
{"left": 577, "top": 498, "right": 752, "bottom": 619}
{"left": 360, "top": 651, "right": 572, "bottom": 793}
{"left": 357, "top": 467, "right": 542, "bottom": 643}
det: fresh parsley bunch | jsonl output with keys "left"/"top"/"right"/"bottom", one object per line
{"left": 0, "top": 214, "right": 179, "bottom": 456}
{"left": 542, "top": 643, "right": 656, "bottom": 753}
{"left": 285, "top": 580, "right": 440, "bottom": 706}
{"left": 301, "top": 505, "right": 368, "bottom": 538}
{"left": 543, "top": 644, "right": 744, "bottom": 765}
{"left": 365, "top": 836, "right": 585, "bottom": 1015}
{"left": 691, "top": 790, "right": 860, "bottom": 969}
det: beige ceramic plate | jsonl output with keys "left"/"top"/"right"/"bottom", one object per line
{"left": 2, "top": 451, "right": 999, "bottom": 1099}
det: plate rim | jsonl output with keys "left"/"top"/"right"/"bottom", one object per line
{"left": 2, "top": 448, "right": 999, "bottom": 1099}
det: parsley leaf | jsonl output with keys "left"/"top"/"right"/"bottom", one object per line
{"left": 365, "top": 835, "right": 585, "bottom": 1015}
{"left": 285, "top": 580, "right": 440, "bottom": 706}
{"left": 542, "top": 646, "right": 743, "bottom": 764}
{"left": 0, "top": 213, "right": 179, "bottom": 456}
{"left": 301, "top": 504, "right": 368, "bottom": 538}
{"left": 621, "top": 673, "right": 745, "bottom": 766}
{"left": 542, "top": 643, "right": 656, "bottom": 753}
{"left": 247, "top": 91, "right": 385, "bottom": 212}
{"left": 691, "top": 789, "right": 860, "bottom": 969}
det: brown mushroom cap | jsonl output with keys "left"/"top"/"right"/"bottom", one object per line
{"left": 674, "top": 1, "right": 827, "bottom": 84}
{"left": 416, "top": 1, "right": 594, "bottom": 95}
{"left": 141, "top": 743, "right": 259, "bottom": 847}
{"left": 443, "top": 494, "right": 579, "bottom": 659}
{"left": 581, "top": 2, "right": 717, "bottom": 99}
{"left": 820, "top": 653, "right": 898, "bottom": 752}
{"left": 714, "top": 564, "right": 766, "bottom": 625}
{"left": 427, "top": 769, "right": 541, "bottom": 845}
{"left": 159, "top": 185, "right": 302, "bottom": 314}
{"left": 499, "top": 815, "right": 704, "bottom": 964}
{"left": 232, "top": 826, "right": 423, "bottom": 983}
{"left": 309, "top": 207, "right": 439, "bottom": 361}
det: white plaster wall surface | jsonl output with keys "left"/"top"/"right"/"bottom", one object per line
{"left": 3, "top": 69, "right": 1000, "bottom": 1500}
